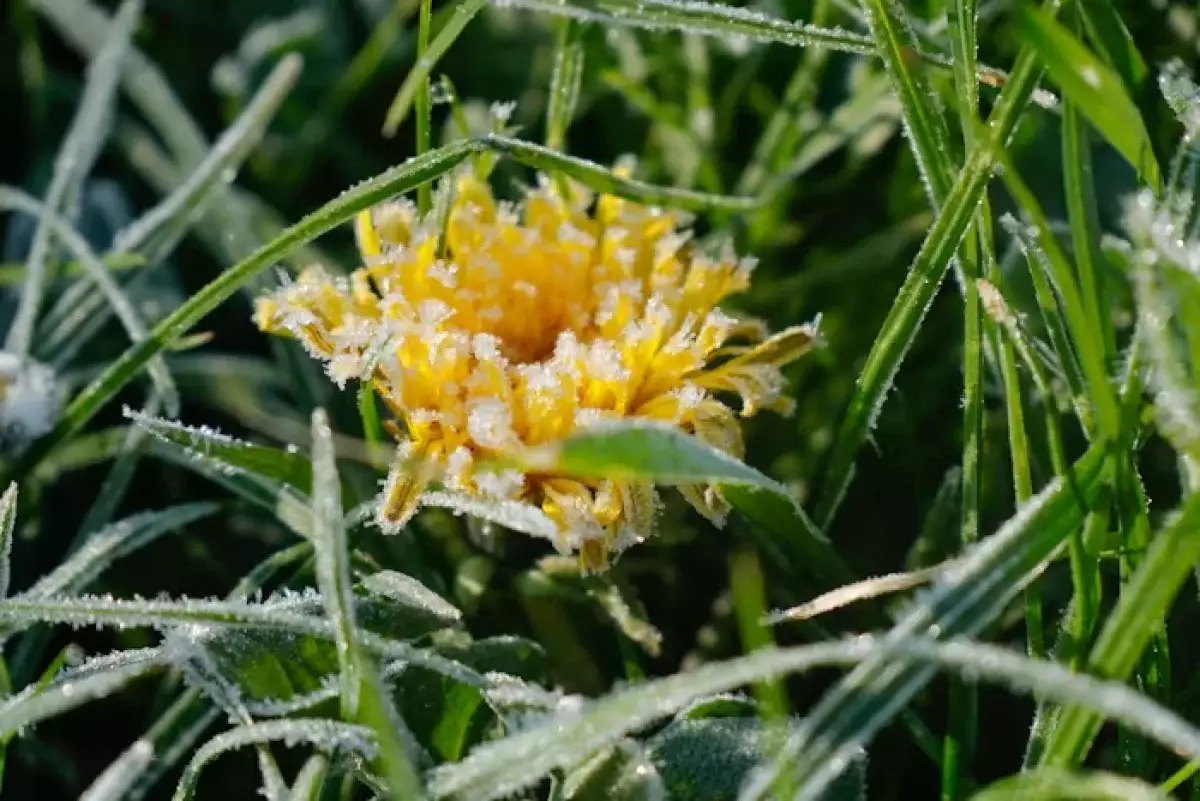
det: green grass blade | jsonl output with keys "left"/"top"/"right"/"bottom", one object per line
{"left": 7, "top": 0, "right": 139, "bottom": 358}
{"left": 1017, "top": 5, "right": 1161, "bottom": 193}
{"left": 1078, "top": 0, "right": 1148, "bottom": 93}
{"left": 1037, "top": 491, "right": 1200, "bottom": 766}
{"left": 311, "top": 408, "right": 425, "bottom": 801}
{"left": 997, "top": 156, "right": 1121, "bottom": 441}
{"left": 545, "top": 18, "right": 585, "bottom": 151}
{"left": 813, "top": 18, "right": 1059, "bottom": 528}
{"left": 756, "top": 443, "right": 1108, "bottom": 801}
{"left": 859, "top": 0, "right": 953, "bottom": 205}
{"left": 0, "top": 485, "right": 17, "bottom": 601}
{"left": 382, "top": 0, "right": 488, "bottom": 138}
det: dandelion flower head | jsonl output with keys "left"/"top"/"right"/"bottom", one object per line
{"left": 255, "top": 168, "right": 813, "bottom": 570}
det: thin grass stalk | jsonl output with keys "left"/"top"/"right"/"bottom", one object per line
{"left": 813, "top": 0, "right": 1065, "bottom": 530}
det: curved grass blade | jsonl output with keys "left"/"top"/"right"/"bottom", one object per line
{"left": 382, "top": 0, "right": 488, "bottom": 136}
{"left": 0, "top": 648, "right": 166, "bottom": 738}
{"left": 1017, "top": 5, "right": 1161, "bottom": 193}
{"left": 79, "top": 738, "right": 158, "bottom": 801}
{"left": 425, "top": 631, "right": 1199, "bottom": 801}
{"left": 1079, "top": 0, "right": 1147, "bottom": 92}
{"left": 171, "top": 720, "right": 375, "bottom": 801}
{"left": 7, "top": 0, "right": 139, "bottom": 358}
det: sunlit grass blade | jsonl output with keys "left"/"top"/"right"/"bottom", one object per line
{"left": 7, "top": 0, "right": 139, "bottom": 358}
{"left": 1017, "top": 5, "right": 1161, "bottom": 193}
{"left": 383, "top": 0, "right": 487, "bottom": 138}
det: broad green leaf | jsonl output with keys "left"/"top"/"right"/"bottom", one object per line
{"left": 1017, "top": 6, "right": 1161, "bottom": 192}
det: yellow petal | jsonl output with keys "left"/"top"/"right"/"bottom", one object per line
{"left": 376, "top": 440, "right": 439, "bottom": 533}
{"left": 355, "top": 210, "right": 382, "bottom": 260}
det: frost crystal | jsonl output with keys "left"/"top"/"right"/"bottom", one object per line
{"left": 255, "top": 166, "right": 811, "bottom": 569}
{"left": 0, "top": 353, "right": 64, "bottom": 455}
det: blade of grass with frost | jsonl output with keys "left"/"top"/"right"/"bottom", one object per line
{"left": 746, "top": 443, "right": 1107, "bottom": 801}
{"left": 546, "top": 18, "right": 584, "bottom": 152}
{"left": 734, "top": 0, "right": 831, "bottom": 196}
{"left": 425, "top": 631, "right": 1200, "bottom": 801}
{"left": 79, "top": 738, "right": 158, "bottom": 801}
{"left": 382, "top": 0, "right": 487, "bottom": 137}
{"left": 112, "top": 54, "right": 302, "bottom": 258}
{"left": 0, "top": 485, "right": 16, "bottom": 601}
{"left": 286, "top": 755, "right": 328, "bottom": 801}
{"left": 502, "top": 0, "right": 1040, "bottom": 102}
{"left": 813, "top": 7, "right": 1061, "bottom": 528}
{"left": 0, "top": 648, "right": 166, "bottom": 738}
{"left": 310, "top": 407, "right": 424, "bottom": 801}
{"left": 1038, "top": 485, "right": 1200, "bottom": 766}
{"left": 6, "top": 0, "right": 139, "bottom": 358}
{"left": 0, "top": 187, "right": 178, "bottom": 414}
{"left": 171, "top": 720, "right": 376, "bottom": 801}
{"left": 1018, "top": 5, "right": 1160, "bottom": 193}
{"left": 0, "top": 595, "right": 486, "bottom": 687}
{"left": 859, "top": 0, "right": 953, "bottom": 208}
{"left": 997, "top": 157, "right": 1120, "bottom": 441}
{"left": 975, "top": 771, "right": 1170, "bottom": 801}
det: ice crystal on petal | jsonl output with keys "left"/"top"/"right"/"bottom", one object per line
{"left": 254, "top": 166, "right": 813, "bottom": 568}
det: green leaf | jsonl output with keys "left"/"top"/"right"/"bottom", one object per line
{"left": 1017, "top": 5, "right": 1161, "bottom": 192}
{"left": 647, "top": 717, "right": 865, "bottom": 801}
{"left": 969, "top": 768, "right": 1170, "bottom": 801}
{"left": 180, "top": 588, "right": 465, "bottom": 713}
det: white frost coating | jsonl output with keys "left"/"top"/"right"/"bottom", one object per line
{"left": 0, "top": 353, "right": 65, "bottom": 455}
{"left": 421, "top": 491, "right": 561, "bottom": 544}
{"left": 171, "top": 719, "right": 376, "bottom": 801}
{"left": 80, "top": 739, "right": 156, "bottom": 801}
{"left": 360, "top": 569, "right": 462, "bottom": 624}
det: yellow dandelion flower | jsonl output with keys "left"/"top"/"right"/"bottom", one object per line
{"left": 255, "top": 169, "right": 815, "bottom": 570}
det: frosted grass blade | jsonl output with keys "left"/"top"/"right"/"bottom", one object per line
{"left": 7, "top": 0, "right": 139, "bottom": 357}
{"left": 969, "top": 769, "right": 1169, "bottom": 801}
{"left": 0, "top": 484, "right": 17, "bottom": 601}
{"left": 0, "top": 187, "right": 179, "bottom": 415}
